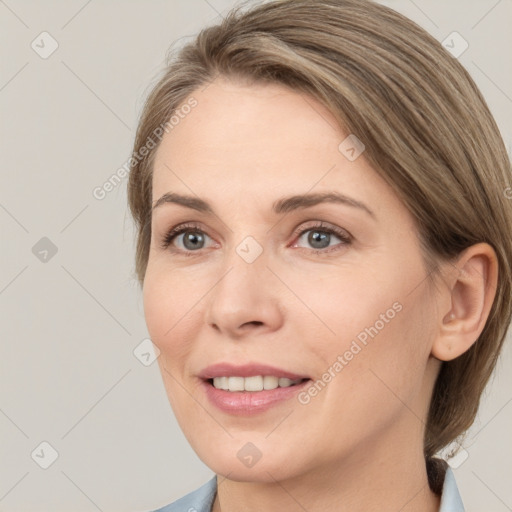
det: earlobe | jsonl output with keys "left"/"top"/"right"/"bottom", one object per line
{"left": 431, "top": 243, "right": 498, "bottom": 362}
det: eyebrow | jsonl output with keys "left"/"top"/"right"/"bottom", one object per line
{"left": 152, "top": 191, "right": 375, "bottom": 218}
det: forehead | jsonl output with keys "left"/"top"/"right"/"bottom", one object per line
{"left": 155, "top": 78, "right": 341, "bottom": 162}
{"left": 151, "top": 78, "right": 398, "bottom": 216}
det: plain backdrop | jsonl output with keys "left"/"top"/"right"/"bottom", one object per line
{"left": 1, "top": 1, "right": 511, "bottom": 511}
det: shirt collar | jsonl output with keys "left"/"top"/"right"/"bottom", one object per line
{"left": 439, "top": 467, "right": 465, "bottom": 511}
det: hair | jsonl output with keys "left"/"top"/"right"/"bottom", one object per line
{"left": 127, "top": 0, "right": 512, "bottom": 494}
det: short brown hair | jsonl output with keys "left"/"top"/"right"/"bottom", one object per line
{"left": 127, "top": 0, "right": 512, "bottom": 492}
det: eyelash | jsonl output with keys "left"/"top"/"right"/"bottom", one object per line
{"left": 159, "top": 221, "right": 352, "bottom": 257}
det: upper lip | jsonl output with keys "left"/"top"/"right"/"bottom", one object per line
{"left": 198, "top": 362, "right": 310, "bottom": 380}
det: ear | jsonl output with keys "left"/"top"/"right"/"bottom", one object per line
{"left": 431, "top": 243, "right": 499, "bottom": 361}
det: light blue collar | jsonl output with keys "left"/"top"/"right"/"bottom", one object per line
{"left": 439, "top": 467, "right": 465, "bottom": 511}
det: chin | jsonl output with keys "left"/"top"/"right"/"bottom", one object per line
{"left": 193, "top": 438, "right": 305, "bottom": 483}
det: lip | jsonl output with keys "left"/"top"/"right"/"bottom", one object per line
{"left": 198, "top": 362, "right": 310, "bottom": 380}
{"left": 200, "top": 378, "right": 311, "bottom": 416}
{"left": 198, "top": 362, "right": 311, "bottom": 416}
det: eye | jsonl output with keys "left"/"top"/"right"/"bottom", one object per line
{"left": 291, "top": 221, "right": 352, "bottom": 254}
{"left": 160, "top": 222, "right": 215, "bottom": 255}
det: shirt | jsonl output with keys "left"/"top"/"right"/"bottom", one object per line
{"left": 150, "top": 467, "right": 464, "bottom": 512}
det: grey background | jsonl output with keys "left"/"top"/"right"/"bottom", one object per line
{"left": 0, "top": 1, "right": 511, "bottom": 510}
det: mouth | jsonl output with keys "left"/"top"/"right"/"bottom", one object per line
{"left": 198, "top": 362, "right": 312, "bottom": 414}
{"left": 200, "top": 375, "right": 312, "bottom": 416}
{"left": 205, "top": 375, "right": 310, "bottom": 392}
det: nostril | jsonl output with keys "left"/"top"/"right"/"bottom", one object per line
{"left": 242, "top": 321, "right": 264, "bottom": 328}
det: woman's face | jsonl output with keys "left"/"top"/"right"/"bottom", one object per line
{"left": 143, "top": 77, "right": 442, "bottom": 482}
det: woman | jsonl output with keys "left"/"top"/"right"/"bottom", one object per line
{"left": 127, "top": 1, "right": 512, "bottom": 510}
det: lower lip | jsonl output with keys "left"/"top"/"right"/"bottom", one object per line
{"left": 201, "top": 379, "right": 311, "bottom": 416}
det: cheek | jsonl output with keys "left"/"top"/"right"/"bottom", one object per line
{"left": 295, "top": 292, "right": 435, "bottom": 464}
{"left": 142, "top": 265, "right": 203, "bottom": 367}
{"left": 285, "top": 263, "right": 406, "bottom": 358}
{"left": 325, "top": 281, "right": 436, "bottom": 421}
{"left": 143, "top": 267, "right": 208, "bottom": 424}
{"left": 294, "top": 261, "right": 435, "bottom": 410}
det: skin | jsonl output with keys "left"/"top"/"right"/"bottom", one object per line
{"left": 143, "top": 77, "right": 498, "bottom": 512}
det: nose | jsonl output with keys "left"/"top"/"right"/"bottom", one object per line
{"left": 204, "top": 247, "right": 285, "bottom": 340}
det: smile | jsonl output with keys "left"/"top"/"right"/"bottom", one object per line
{"left": 201, "top": 377, "right": 312, "bottom": 416}
{"left": 211, "top": 375, "right": 306, "bottom": 392}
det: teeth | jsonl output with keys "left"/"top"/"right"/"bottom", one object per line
{"left": 228, "top": 376, "right": 244, "bottom": 391}
{"left": 216, "top": 376, "right": 229, "bottom": 390}
{"left": 263, "top": 376, "right": 279, "bottom": 390}
{"left": 212, "top": 375, "right": 304, "bottom": 392}
{"left": 244, "top": 376, "right": 264, "bottom": 391}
